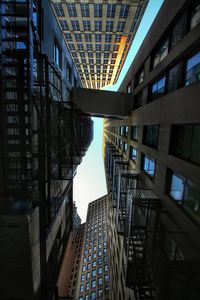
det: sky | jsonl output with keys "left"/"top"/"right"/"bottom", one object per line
{"left": 73, "top": 0, "right": 165, "bottom": 222}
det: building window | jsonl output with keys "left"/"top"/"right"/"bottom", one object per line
{"left": 167, "top": 64, "right": 180, "bottom": 93}
{"left": 80, "top": 285, "right": 84, "bottom": 292}
{"left": 78, "top": 43, "right": 84, "bottom": 51}
{"left": 105, "top": 274, "right": 109, "bottom": 282}
{"left": 98, "top": 277, "right": 103, "bottom": 286}
{"left": 81, "top": 275, "right": 85, "bottom": 282}
{"left": 117, "top": 21, "right": 125, "bottom": 32}
{"left": 105, "top": 34, "right": 112, "bottom": 42}
{"left": 92, "top": 269, "right": 96, "bottom": 277}
{"left": 163, "top": 235, "right": 184, "bottom": 261}
{"left": 95, "top": 34, "right": 102, "bottom": 42}
{"left": 152, "top": 38, "right": 169, "bottom": 68}
{"left": 87, "top": 44, "right": 93, "bottom": 51}
{"left": 106, "top": 21, "right": 114, "bottom": 32}
{"left": 123, "top": 142, "right": 128, "bottom": 153}
{"left": 151, "top": 76, "right": 166, "bottom": 100}
{"left": 92, "top": 261, "right": 96, "bottom": 267}
{"left": 83, "top": 20, "right": 91, "bottom": 31}
{"left": 85, "top": 295, "right": 89, "bottom": 300}
{"left": 104, "top": 265, "right": 108, "bottom": 272}
{"left": 71, "top": 20, "right": 80, "bottom": 31}
{"left": 54, "top": 39, "right": 62, "bottom": 68}
{"left": 115, "top": 34, "right": 122, "bottom": 42}
{"left": 95, "top": 21, "right": 102, "bottom": 31}
{"left": 86, "top": 282, "right": 89, "bottom": 290}
{"left": 60, "top": 20, "right": 68, "bottom": 30}
{"left": 85, "top": 33, "right": 92, "bottom": 42}
{"left": 91, "top": 280, "right": 96, "bottom": 288}
{"left": 53, "top": 3, "right": 65, "bottom": 17}
{"left": 94, "top": 4, "right": 102, "bottom": 17}
{"left": 107, "top": 4, "right": 116, "bottom": 18}
{"left": 130, "top": 146, "right": 137, "bottom": 162}
{"left": 171, "top": 14, "right": 186, "bottom": 47}
{"left": 105, "top": 286, "right": 109, "bottom": 294}
{"left": 98, "top": 267, "right": 102, "bottom": 274}
{"left": 190, "top": 3, "right": 200, "bottom": 29}
{"left": 91, "top": 292, "right": 96, "bottom": 300}
{"left": 96, "top": 44, "right": 101, "bottom": 51}
{"left": 143, "top": 125, "right": 159, "bottom": 148}
{"left": 98, "top": 289, "right": 103, "bottom": 297}
{"left": 142, "top": 154, "right": 155, "bottom": 177}
{"left": 80, "top": 3, "right": 90, "bottom": 17}
{"left": 170, "top": 124, "right": 200, "bottom": 165}
{"left": 120, "top": 4, "right": 129, "bottom": 18}
{"left": 135, "top": 68, "right": 144, "bottom": 86}
{"left": 166, "top": 169, "right": 200, "bottom": 224}
{"left": 67, "top": 3, "right": 77, "bottom": 17}
{"left": 65, "top": 32, "right": 72, "bottom": 41}
{"left": 131, "top": 125, "right": 138, "bottom": 141}
{"left": 185, "top": 51, "right": 200, "bottom": 86}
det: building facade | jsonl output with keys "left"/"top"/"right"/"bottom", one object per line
{"left": 74, "top": 195, "right": 134, "bottom": 300}
{"left": 103, "top": 0, "right": 200, "bottom": 299}
{"left": 50, "top": 0, "right": 148, "bottom": 89}
{"left": 0, "top": 1, "right": 93, "bottom": 299}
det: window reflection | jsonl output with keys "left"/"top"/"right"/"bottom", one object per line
{"left": 185, "top": 51, "right": 200, "bottom": 86}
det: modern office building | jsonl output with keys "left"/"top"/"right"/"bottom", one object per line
{"left": 0, "top": 1, "right": 93, "bottom": 299}
{"left": 103, "top": 0, "right": 200, "bottom": 299}
{"left": 50, "top": 0, "right": 148, "bottom": 89}
{"left": 74, "top": 195, "right": 134, "bottom": 300}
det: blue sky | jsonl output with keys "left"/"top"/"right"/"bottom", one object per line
{"left": 73, "top": 0, "right": 165, "bottom": 222}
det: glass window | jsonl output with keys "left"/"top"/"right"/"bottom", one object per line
{"left": 71, "top": 20, "right": 80, "bottom": 31}
{"left": 142, "top": 154, "right": 155, "bottom": 177}
{"left": 85, "top": 34, "right": 92, "bottom": 42}
{"left": 104, "top": 265, "right": 108, "bottom": 272}
{"left": 106, "top": 21, "right": 114, "bottom": 32}
{"left": 123, "top": 142, "right": 128, "bottom": 152}
{"left": 91, "top": 292, "right": 96, "bottom": 300}
{"left": 92, "top": 261, "right": 96, "bottom": 267}
{"left": 81, "top": 275, "right": 85, "bottom": 282}
{"left": 170, "top": 173, "right": 184, "bottom": 200}
{"left": 98, "top": 277, "right": 103, "bottom": 285}
{"left": 92, "top": 269, "right": 96, "bottom": 277}
{"left": 120, "top": 4, "right": 129, "bottom": 18}
{"left": 167, "top": 64, "right": 180, "bottom": 92}
{"left": 83, "top": 20, "right": 91, "bottom": 31}
{"left": 153, "top": 38, "right": 169, "bottom": 68}
{"left": 105, "top": 274, "right": 109, "bottom": 282}
{"left": 67, "top": 3, "right": 77, "bottom": 17}
{"left": 170, "top": 124, "right": 200, "bottom": 165}
{"left": 117, "top": 21, "right": 125, "bottom": 32}
{"left": 98, "top": 289, "right": 103, "bottom": 297}
{"left": 171, "top": 14, "right": 186, "bottom": 47}
{"left": 80, "top": 3, "right": 90, "bottom": 17}
{"left": 94, "top": 4, "right": 102, "bottom": 17}
{"left": 185, "top": 51, "right": 200, "bottom": 86}
{"left": 98, "top": 267, "right": 102, "bottom": 274}
{"left": 85, "top": 295, "right": 89, "bottom": 300}
{"left": 131, "top": 125, "right": 138, "bottom": 141}
{"left": 86, "top": 282, "right": 89, "bottom": 290}
{"left": 151, "top": 76, "right": 166, "bottom": 100}
{"left": 143, "top": 125, "right": 159, "bottom": 148}
{"left": 95, "top": 21, "right": 102, "bottom": 31}
{"left": 54, "top": 40, "right": 62, "bottom": 68}
{"left": 82, "top": 265, "right": 86, "bottom": 272}
{"left": 130, "top": 146, "right": 137, "bottom": 161}
{"left": 107, "top": 4, "right": 116, "bottom": 18}
{"left": 80, "top": 284, "right": 84, "bottom": 292}
{"left": 136, "top": 68, "right": 144, "bottom": 86}
{"left": 86, "top": 272, "right": 90, "bottom": 279}
{"left": 91, "top": 280, "right": 96, "bottom": 288}
{"left": 53, "top": 3, "right": 65, "bottom": 17}
{"left": 190, "top": 3, "right": 200, "bottom": 29}
{"left": 167, "top": 170, "right": 200, "bottom": 224}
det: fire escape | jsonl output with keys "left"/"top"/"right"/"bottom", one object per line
{"left": 0, "top": 1, "right": 93, "bottom": 299}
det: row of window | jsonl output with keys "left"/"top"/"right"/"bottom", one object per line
{"left": 116, "top": 123, "right": 200, "bottom": 166}
{"left": 79, "top": 285, "right": 109, "bottom": 300}
{"left": 54, "top": 3, "right": 129, "bottom": 18}
{"left": 68, "top": 43, "right": 120, "bottom": 52}
{"left": 65, "top": 33, "right": 124, "bottom": 43}
{"left": 126, "top": 1, "right": 200, "bottom": 92}
{"left": 61, "top": 19, "right": 126, "bottom": 32}
{"left": 81, "top": 265, "right": 108, "bottom": 282}
{"left": 80, "top": 274, "right": 109, "bottom": 291}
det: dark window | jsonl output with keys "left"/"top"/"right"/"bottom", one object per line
{"left": 167, "top": 64, "right": 180, "bottom": 92}
{"left": 80, "top": 3, "right": 90, "bottom": 17}
{"left": 124, "top": 126, "right": 128, "bottom": 137}
{"left": 171, "top": 14, "right": 186, "bottom": 47}
{"left": 107, "top": 4, "right": 116, "bottom": 18}
{"left": 163, "top": 235, "right": 184, "bottom": 261}
{"left": 131, "top": 125, "right": 138, "bottom": 141}
{"left": 170, "top": 124, "right": 200, "bottom": 165}
{"left": 141, "top": 154, "right": 155, "bottom": 177}
{"left": 166, "top": 169, "right": 200, "bottom": 224}
{"left": 151, "top": 76, "right": 166, "bottom": 100}
{"left": 135, "top": 68, "right": 144, "bottom": 86}
{"left": 185, "top": 51, "right": 200, "bottom": 86}
{"left": 190, "top": 3, "right": 200, "bottom": 29}
{"left": 143, "top": 125, "right": 159, "bottom": 148}
{"left": 135, "top": 88, "right": 146, "bottom": 108}
{"left": 94, "top": 4, "right": 102, "bottom": 17}
{"left": 153, "top": 38, "right": 169, "bottom": 68}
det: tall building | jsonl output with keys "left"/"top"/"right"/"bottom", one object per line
{"left": 50, "top": 0, "right": 148, "bottom": 89}
{"left": 57, "top": 204, "right": 85, "bottom": 298}
{"left": 0, "top": 1, "right": 93, "bottom": 299}
{"left": 103, "top": 0, "right": 200, "bottom": 299}
{"left": 74, "top": 195, "right": 134, "bottom": 300}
